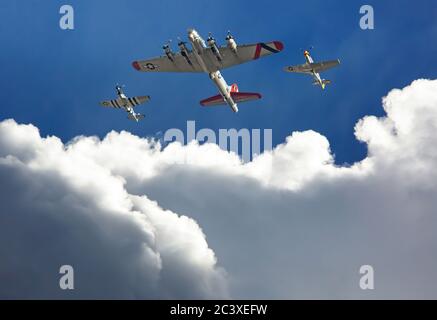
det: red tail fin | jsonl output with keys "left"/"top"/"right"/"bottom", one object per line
{"left": 230, "top": 83, "right": 239, "bottom": 93}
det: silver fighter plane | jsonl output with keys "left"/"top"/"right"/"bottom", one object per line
{"left": 284, "top": 48, "right": 340, "bottom": 90}
{"left": 100, "top": 85, "right": 150, "bottom": 122}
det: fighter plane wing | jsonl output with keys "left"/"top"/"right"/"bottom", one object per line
{"left": 129, "top": 95, "right": 151, "bottom": 106}
{"left": 217, "top": 41, "right": 284, "bottom": 70}
{"left": 284, "top": 63, "right": 313, "bottom": 74}
{"left": 308, "top": 59, "right": 340, "bottom": 73}
{"left": 285, "top": 59, "right": 340, "bottom": 74}
{"left": 100, "top": 96, "right": 151, "bottom": 109}
{"left": 132, "top": 53, "right": 203, "bottom": 73}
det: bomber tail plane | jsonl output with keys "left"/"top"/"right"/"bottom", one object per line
{"left": 200, "top": 82, "right": 261, "bottom": 112}
{"left": 200, "top": 92, "right": 262, "bottom": 108}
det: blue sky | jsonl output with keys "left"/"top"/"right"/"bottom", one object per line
{"left": 0, "top": 0, "right": 436, "bottom": 164}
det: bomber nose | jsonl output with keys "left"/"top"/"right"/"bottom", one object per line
{"left": 187, "top": 28, "right": 198, "bottom": 39}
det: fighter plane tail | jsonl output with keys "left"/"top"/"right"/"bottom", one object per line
{"left": 313, "top": 79, "right": 332, "bottom": 89}
{"left": 128, "top": 113, "right": 145, "bottom": 122}
{"left": 322, "top": 79, "right": 331, "bottom": 90}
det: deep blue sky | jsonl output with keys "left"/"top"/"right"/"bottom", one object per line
{"left": 0, "top": 0, "right": 436, "bottom": 164}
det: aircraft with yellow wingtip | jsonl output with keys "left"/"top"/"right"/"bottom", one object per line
{"left": 284, "top": 48, "right": 340, "bottom": 90}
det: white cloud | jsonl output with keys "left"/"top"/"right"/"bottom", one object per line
{"left": 0, "top": 120, "right": 228, "bottom": 299}
{"left": 1, "top": 79, "right": 437, "bottom": 298}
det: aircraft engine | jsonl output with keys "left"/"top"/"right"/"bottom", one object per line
{"left": 178, "top": 40, "right": 193, "bottom": 65}
{"left": 163, "top": 41, "right": 174, "bottom": 62}
{"left": 207, "top": 33, "right": 223, "bottom": 62}
{"left": 226, "top": 31, "right": 237, "bottom": 53}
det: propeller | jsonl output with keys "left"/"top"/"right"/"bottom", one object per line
{"left": 300, "top": 45, "right": 314, "bottom": 52}
{"left": 177, "top": 36, "right": 186, "bottom": 46}
{"left": 115, "top": 83, "right": 125, "bottom": 94}
{"left": 163, "top": 39, "right": 172, "bottom": 49}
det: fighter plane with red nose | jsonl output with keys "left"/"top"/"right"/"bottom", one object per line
{"left": 132, "top": 28, "right": 284, "bottom": 113}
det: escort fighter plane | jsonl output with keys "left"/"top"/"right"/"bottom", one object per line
{"left": 100, "top": 85, "right": 150, "bottom": 122}
{"left": 284, "top": 48, "right": 340, "bottom": 90}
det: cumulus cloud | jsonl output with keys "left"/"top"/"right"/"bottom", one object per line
{"left": 1, "top": 79, "right": 437, "bottom": 298}
{"left": 0, "top": 121, "right": 228, "bottom": 299}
